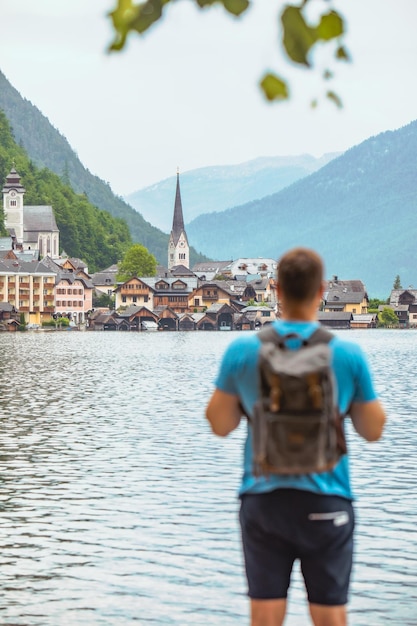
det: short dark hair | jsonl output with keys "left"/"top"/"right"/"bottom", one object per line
{"left": 277, "top": 247, "right": 323, "bottom": 302}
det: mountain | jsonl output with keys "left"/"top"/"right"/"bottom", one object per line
{"left": 0, "top": 111, "right": 131, "bottom": 272}
{"left": 126, "top": 154, "right": 338, "bottom": 231}
{"left": 0, "top": 69, "right": 207, "bottom": 267}
{"left": 187, "top": 120, "right": 417, "bottom": 297}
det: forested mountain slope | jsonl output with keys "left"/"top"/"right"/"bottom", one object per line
{"left": 187, "top": 120, "right": 417, "bottom": 296}
{"left": 0, "top": 69, "right": 207, "bottom": 266}
{"left": 0, "top": 111, "right": 131, "bottom": 272}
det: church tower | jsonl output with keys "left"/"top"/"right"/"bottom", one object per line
{"left": 2, "top": 165, "right": 25, "bottom": 243}
{"left": 168, "top": 170, "right": 189, "bottom": 270}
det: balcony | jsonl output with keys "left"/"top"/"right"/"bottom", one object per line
{"left": 19, "top": 282, "right": 30, "bottom": 289}
{"left": 202, "top": 293, "right": 218, "bottom": 301}
{"left": 19, "top": 306, "right": 29, "bottom": 312}
{"left": 43, "top": 306, "right": 55, "bottom": 313}
{"left": 44, "top": 294, "right": 55, "bottom": 302}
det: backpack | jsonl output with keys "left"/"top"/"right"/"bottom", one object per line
{"left": 252, "top": 325, "right": 347, "bottom": 476}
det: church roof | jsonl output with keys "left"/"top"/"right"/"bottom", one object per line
{"left": 24, "top": 206, "right": 59, "bottom": 233}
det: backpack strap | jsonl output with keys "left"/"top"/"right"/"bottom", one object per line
{"left": 258, "top": 323, "right": 333, "bottom": 348}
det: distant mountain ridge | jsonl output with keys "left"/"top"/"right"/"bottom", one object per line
{"left": 0, "top": 69, "right": 207, "bottom": 267}
{"left": 126, "top": 154, "right": 338, "bottom": 231}
{"left": 187, "top": 120, "right": 417, "bottom": 297}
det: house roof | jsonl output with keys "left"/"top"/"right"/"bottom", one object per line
{"left": 324, "top": 290, "right": 365, "bottom": 304}
{"left": 318, "top": 312, "right": 353, "bottom": 320}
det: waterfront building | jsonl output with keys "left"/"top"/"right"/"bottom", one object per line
{"left": 0, "top": 258, "right": 56, "bottom": 324}
{"left": 168, "top": 171, "right": 189, "bottom": 270}
{"left": 2, "top": 166, "right": 60, "bottom": 259}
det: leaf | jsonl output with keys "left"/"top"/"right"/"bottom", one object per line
{"left": 326, "top": 90, "right": 343, "bottom": 109}
{"left": 281, "top": 5, "right": 316, "bottom": 67}
{"left": 195, "top": 0, "right": 249, "bottom": 15}
{"left": 316, "top": 10, "right": 344, "bottom": 41}
{"left": 223, "top": 0, "right": 250, "bottom": 16}
{"left": 108, "top": 0, "right": 169, "bottom": 51}
{"left": 260, "top": 73, "right": 289, "bottom": 102}
{"left": 336, "top": 45, "right": 350, "bottom": 61}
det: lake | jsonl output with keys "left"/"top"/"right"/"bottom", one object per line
{"left": 0, "top": 329, "right": 416, "bottom": 625}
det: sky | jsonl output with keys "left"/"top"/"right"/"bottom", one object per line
{"left": 1, "top": 0, "right": 417, "bottom": 196}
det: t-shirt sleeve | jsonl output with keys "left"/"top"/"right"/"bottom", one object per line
{"left": 351, "top": 345, "right": 378, "bottom": 403}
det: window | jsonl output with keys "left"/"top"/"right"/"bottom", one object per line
{"left": 133, "top": 296, "right": 137, "bottom": 303}
{"left": 144, "top": 295, "right": 148, "bottom": 303}
{"left": 352, "top": 308, "right": 356, "bottom": 314}
{"left": 122, "top": 296, "right": 126, "bottom": 303}
{"left": 10, "top": 200, "right": 17, "bottom": 207}
{"left": 79, "top": 301, "right": 83, "bottom": 307}
{"left": 194, "top": 298, "right": 200, "bottom": 306}
{"left": 68, "top": 289, "right": 72, "bottom": 294}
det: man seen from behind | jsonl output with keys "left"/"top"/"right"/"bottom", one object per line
{"left": 206, "top": 247, "right": 386, "bottom": 626}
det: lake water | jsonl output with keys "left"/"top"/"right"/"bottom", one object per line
{"left": 0, "top": 329, "right": 416, "bottom": 625}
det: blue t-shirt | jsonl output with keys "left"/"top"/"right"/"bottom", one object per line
{"left": 214, "top": 321, "right": 378, "bottom": 500}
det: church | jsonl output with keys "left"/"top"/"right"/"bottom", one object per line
{"left": 167, "top": 170, "right": 189, "bottom": 270}
{"left": 2, "top": 166, "right": 60, "bottom": 259}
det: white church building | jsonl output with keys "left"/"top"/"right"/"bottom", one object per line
{"left": 2, "top": 166, "right": 60, "bottom": 259}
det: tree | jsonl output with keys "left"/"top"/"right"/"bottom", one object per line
{"left": 117, "top": 243, "right": 157, "bottom": 281}
{"left": 378, "top": 307, "right": 399, "bottom": 328}
{"left": 108, "top": 0, "right": 348, "bottom": 106}
{"left": 393, "top": 275, "right": 402, "bottom": 290}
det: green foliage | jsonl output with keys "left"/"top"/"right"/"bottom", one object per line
{"left": 42, "top": 317, "right": 70, "bottom": 328}
{"left": 0, "top": 110, "right": 131, "bottom": 272}
{"left": 378, "top": 307, "right": 399, "bottom": 327}
{"left": 0, "top": 71, "right": 210, "bottom": 268}
{"left": 93, "top": 291, "right": 115, "bottom": 309}
{"left": 108, "top": 0, "right": 347, "bottom": 106}
{"left": 18, "top": 312, "right": 27, "bottom": 331}
{"left": 117, "top": 243, "right": 157, "bottom": 281}
{"left": 368, "top": 298, "right": 388, "bottom": 314}
{"left": 393, "top": 275, "right": 402, "bottom": 289}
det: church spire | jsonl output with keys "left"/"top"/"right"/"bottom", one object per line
{"left": 168, "top": 169, "right": 189, "bottom": 270}
{"left": 171, "top": 169, "right": 185, "bottom": 239}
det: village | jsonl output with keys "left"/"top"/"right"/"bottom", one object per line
{"left": 0, "top": 166, "right": 414, "bottom": 332}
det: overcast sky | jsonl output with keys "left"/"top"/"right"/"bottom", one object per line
{"left": 1, "top": 0, "right": 417, "bottom": 196}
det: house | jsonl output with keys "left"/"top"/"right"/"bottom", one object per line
{"left": 240, "top": 305, "right": 276, "bottom": 328}
{"left": 0, "top": 258, "right": 57, "bottom": 324}
{"left": 318, "top": 311, "right": 353, "bottom": 329}
{"left": 199, "top": 303, "right": 237, "bottom": 330}
{"left": 189, "top": 282, "right": 233, "bottom": 312}
{"left": 351, "top": 314, "right": 378, "bottom": 329}
{"left": 323, "top": 277, "right": 368, "bottom": 315}
{"left": 42, "top": 256, "right": 94, "bottom": 325}
{"left": 221, "top": 258, "right": 277, "bottom": 279}
{"left": 114, "top": 277, "right": 154, "bottom": 310}
{"left": 154, "top": 306, "right": 179, "bottom": 331}
{"left": 118, "top": 305, "right": 159, "bottom": 330}
{"left": 192, "top": 260, "right": 232, "bottom": 281}
{"left": 91, "top": 264, "right": 119, "bottom": 296}
{"left": 247, "top": 276, "right": 277, "bottom": 306}
{"left": 149, "top": 276, "right": 198, "bottom": 314}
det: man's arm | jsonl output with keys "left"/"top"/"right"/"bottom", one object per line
{"left": 350, "top": 400, "right": 386, "bottom": 441}
{"left": 205, "top": 389, "right": 242, "bottom": 437}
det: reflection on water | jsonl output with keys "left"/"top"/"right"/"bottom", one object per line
{"left": 0, "top": 330, "right": 416, "bottom": 625}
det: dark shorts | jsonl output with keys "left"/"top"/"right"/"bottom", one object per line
{"left": 239, "top": 488, "right": 354, "bottom": 606}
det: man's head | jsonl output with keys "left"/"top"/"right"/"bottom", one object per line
{"left": 277, "top": 247, "right": 324, "bottom": 306}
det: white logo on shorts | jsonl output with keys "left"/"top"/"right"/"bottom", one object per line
{"left": 308, "top": 511, "right": 349, "bottom": 527}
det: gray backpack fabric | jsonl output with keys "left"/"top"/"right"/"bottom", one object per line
{"left": 252, "top": 325, "right": 347, "bottom": 476}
